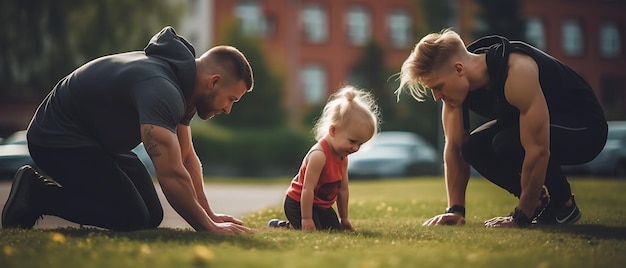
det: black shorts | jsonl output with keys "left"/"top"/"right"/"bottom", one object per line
{"left": 283, "top": 195, "right": 342, "bottom": 230}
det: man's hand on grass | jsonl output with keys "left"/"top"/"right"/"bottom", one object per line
{"left": 211, "top": 213, "right": 244, "bottom": 225}
{"left": 484, "top": 216, "right": 518, "bottom": 228}
{"left": 209, "top": 222, "right": 252, "bottom": 235}
{"left": 422, "top": 213, "right": 466, "bottom": 226}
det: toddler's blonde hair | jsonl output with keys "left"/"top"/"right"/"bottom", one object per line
{"left": 313, "top": 85, "right": 380, "bottom": 141}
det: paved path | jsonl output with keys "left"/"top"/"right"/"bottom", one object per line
{"left": 0, "top": 181, "right": 286, "bottom": 230}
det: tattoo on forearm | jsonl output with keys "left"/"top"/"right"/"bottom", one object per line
{"left": 142, "top": 125, "right": 162, "bottom": 158}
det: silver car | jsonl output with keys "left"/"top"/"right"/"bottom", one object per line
{"left": 347, "top": 131, "right": 441, "bottom": 179}
{"left": 0, "top": 130, "right": 36, "bottom": 178}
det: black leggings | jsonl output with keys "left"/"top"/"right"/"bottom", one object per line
{"left": 28, "top": 144, "right": 163, "bottom": 231}
{"left": 283, "top": 195, "right": 342, "bottom": 230}
{"left": 461, "top": 119, "right": 607, "bottom": 204}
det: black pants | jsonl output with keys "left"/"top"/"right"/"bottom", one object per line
{"left": 283, "top": 195, "right": 342, "bottom": 230}
{"left": 461, "top": 119, "right": 607, "bottom": 204}
{"left": 28, "top": 144, "right": 163, "bottom": 231}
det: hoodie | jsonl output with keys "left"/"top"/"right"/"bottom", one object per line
{"left": 28, "top": 26, "right": 198, "bottom": 153}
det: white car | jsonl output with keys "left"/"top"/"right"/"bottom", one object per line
{"left": 347, "top": 131, "right": 441, "bottom": 179}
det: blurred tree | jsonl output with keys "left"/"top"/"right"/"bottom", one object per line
{"left": 416, "top": 0, "right": 457, "bottom": 151}
{"left": 473, "top": 0, "right": 525, "bottom": 40}
{"left": 388, "top": 78, "right": 442, "bottom": 147}
{"left": 301, "top": 102, "right": 325, "bottom": 133}
{"left": 350, "top": 40, "right": 397, "bottom": 127}
{"left": 420, "top": 0, "right": 455, "bottom": 33}
{"left": 365, "top": 0, "right": 452, "bottom": 147}
{"left": 0, "top": 0, "right": 184, "bottom": 100}
{"left": 347, "top": 39, "right": 441, "bottom": 146}
{"left": 212, "top": 20, "right": 286, "bottom": 129}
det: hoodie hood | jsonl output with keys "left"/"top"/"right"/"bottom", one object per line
{"left": 144, "top": 26, "right": 196, "bottom": 99}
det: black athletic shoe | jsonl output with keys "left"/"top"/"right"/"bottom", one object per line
{"left": 555, "top": 195, "right": 582, "bottom": 224}
{"left": 2, "top": 165, "right": 44, "bottom": 229}
{"left": 535, "top": 194, "right": 581, "bottom": 225}
{"left": 268, "top": 219, "right": 290, "bottom": 228}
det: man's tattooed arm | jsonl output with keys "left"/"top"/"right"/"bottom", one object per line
{"left": 141, "top": 124, "right": 162, "bottom": 158}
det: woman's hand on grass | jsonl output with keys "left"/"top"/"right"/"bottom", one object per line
{"left": 422, "top": 213, "right": 466, "bottom": 226}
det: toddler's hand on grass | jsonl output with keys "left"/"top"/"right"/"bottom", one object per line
{"left": 301, "top": 219, "right": 316, "bottom": 231}
{"left": 341, "top": 219, "right": 355, "bottom": 231}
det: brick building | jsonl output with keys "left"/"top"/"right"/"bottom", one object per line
{"left": 520, "top": 0, "right": 626, "bottom": 119}
{"left": 210, "top": 0, "right": 626, "bottom": 120}
{"left": 2, "top": 0, "right": 624, "bottom": 136}
{"left": 211, "top": 0, "right": 419, "bottom": 119}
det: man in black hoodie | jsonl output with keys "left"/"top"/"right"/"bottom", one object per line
{"left": 2, "top": 26, "right": 254, "bottom": 234}
{"left": 395, "top": 29, "right": 607, "bottom": 228}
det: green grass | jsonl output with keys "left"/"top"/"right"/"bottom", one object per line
{"left": 1, "top": 177, "right": 625, "bottom": 267}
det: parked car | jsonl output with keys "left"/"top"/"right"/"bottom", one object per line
{"left": 347, "top": 131, "right": 441, "bottom": 179}
{"left": 0, "top": 130, "right": 155, "bottom": 179}
{"left": 132, "top": 142, "right": 156, "bottom": 176}
{"left": 562, "top": 121, "right": 626, "bottom": 178}
{"left": 0, "top": 130, "right": 36, "bottom": 178}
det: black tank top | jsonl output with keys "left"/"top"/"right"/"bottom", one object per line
{"left": 462, "top": 36, "right": 606, "bottom": 130}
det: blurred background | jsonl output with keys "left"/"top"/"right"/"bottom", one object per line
{"left": 1, "top": 0, "right": 625, "bottom": 178}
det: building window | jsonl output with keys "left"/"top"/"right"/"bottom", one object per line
{"left": 600, "top": 23, "right": 621, "bottom": 58}
{"left": 301, "top": 4, "right": 327, "bottom": 43}
{"left": 301, "top": 65, "right": 327, "bottom": 104}
{"left": 387, "top": 9, "right": 411, "bottom": 48}
{"left": 345, "top": 6, "right": 371, "bottom": 46}
{"left": 235, "top": 1, "right": 268, "bottom": 36}
{"left": 525, "top": 17, "right": 546, "bottom": 50}
{"left": 562, "top": 19, "right": 584, "bottom": 56}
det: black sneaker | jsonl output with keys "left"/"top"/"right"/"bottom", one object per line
{"left": 2, "top": 165, "right": 45, "bottom": 228}
{"left": 535, "top": 194, "right": 581, "bottom": 225}
{"left": 555, "top": 195, "right": 582, "bottom": 224}
{"left": 268, "top": 219, "right": 290, "bottom": 228}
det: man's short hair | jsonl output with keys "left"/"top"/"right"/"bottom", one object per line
{"left": 206, "top": 46, "right": 254, "bottom": 92}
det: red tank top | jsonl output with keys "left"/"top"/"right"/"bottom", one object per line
{"left": 286, "top": 139, "right": 346, "bottom": 208}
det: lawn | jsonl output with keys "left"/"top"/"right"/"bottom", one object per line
{"left": 1, "top": 177, "right": 625, "bottom": 268}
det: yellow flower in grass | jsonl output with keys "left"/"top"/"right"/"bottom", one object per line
{"left": 3, "top": 245, "right": 15, "bottom": 256}
{"left": 51, "top": 232, "right": 66, "bottom": 244}
{"left": 193, "top": 245, "right": 214, "bottom": 265}
{"left": 140, "top": 244, "right": 151, "bottom": 255}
